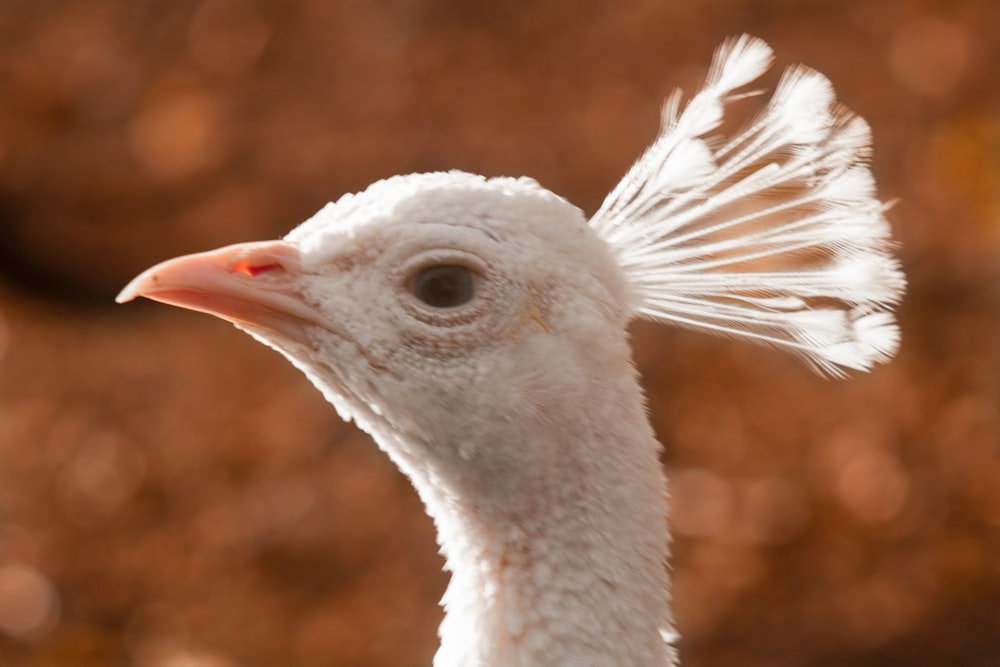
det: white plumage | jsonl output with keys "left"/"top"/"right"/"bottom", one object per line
{"left": 118, "top": 36, "right": 903, "bottom": 666}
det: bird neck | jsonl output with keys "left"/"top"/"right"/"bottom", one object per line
{"left": 366, "top": 354, "right": 677, "bottom": 667}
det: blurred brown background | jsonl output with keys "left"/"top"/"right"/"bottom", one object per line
{"left": 0, "top": 1, "right": 997, "bottom": 666}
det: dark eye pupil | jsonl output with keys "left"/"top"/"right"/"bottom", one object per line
{"left": 412, "top": 265, "right": 475, "bottom": 308}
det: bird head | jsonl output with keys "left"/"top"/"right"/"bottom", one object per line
{"left": 118, "top": 171, "right": 638, "bottom": 490}
{"left": 120, "top": 34, "right": 906, "bottom": 496}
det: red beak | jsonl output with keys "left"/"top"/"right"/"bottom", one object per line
{"left": 117, "top": 241, "right": 319, "bottom": 344}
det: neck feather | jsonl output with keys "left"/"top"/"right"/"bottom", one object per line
{"left": 362, "top": 354, "right": 677, "bottom": 667}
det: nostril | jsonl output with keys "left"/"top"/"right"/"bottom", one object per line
{"left": 233, "top": 259, "right": 283, "bottom": 277}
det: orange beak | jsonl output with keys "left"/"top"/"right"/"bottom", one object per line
{"left": 117, "top": 241, "right": 319, "bottom": 344}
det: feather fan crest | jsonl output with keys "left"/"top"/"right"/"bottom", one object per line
{"left": 590, "top": 35, "right": 904, "bottom": 376}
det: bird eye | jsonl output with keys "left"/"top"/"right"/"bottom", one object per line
{"left": 411, "top": 265, "right": 475, "bottom": 309}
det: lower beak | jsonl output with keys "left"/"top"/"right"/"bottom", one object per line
{"left": 117, "top": 241, "right": 319, "bottom": 345}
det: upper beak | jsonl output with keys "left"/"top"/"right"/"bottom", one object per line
{"left": 117, "top": 241, "right": 319, "bottom": 344}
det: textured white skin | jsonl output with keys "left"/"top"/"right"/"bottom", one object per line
{"left": 274, "top": 174, "right": 676, "bottom": 666}
{"left": 120, "top": 36, "right": 906, "bottom": 667}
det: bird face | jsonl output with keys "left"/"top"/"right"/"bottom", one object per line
{"left": 119, "top": 172, "right": 634, "bottom": 477}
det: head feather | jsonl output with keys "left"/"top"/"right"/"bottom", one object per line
{"left": 590, "top": 35, "right": 905, "bottom": 376}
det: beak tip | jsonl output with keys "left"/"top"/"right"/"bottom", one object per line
{"left": 115, "top": 285, "right": 135, "bottom": 304}
{"left": 116, "top": 269, "right": 155, "bottom": 304}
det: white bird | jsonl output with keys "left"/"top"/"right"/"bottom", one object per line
{"left": 118, "top": 36, "right": 904, "bottom": 667}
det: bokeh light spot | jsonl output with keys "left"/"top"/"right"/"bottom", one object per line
{"left": 671, "top": 467, "right": 735, "bottom": 538}
{"left": 0, "top": 564, "right": 59, "bottom": 639}
{"left": 835, "top": 449, "right": 910, "bottom": 524}
{"left": 130, "top": 86, "right": 225, "bottom": 182}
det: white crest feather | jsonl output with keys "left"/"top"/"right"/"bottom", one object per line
{"left": 590, "top": 35, "right": 905, "bottom": 377}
